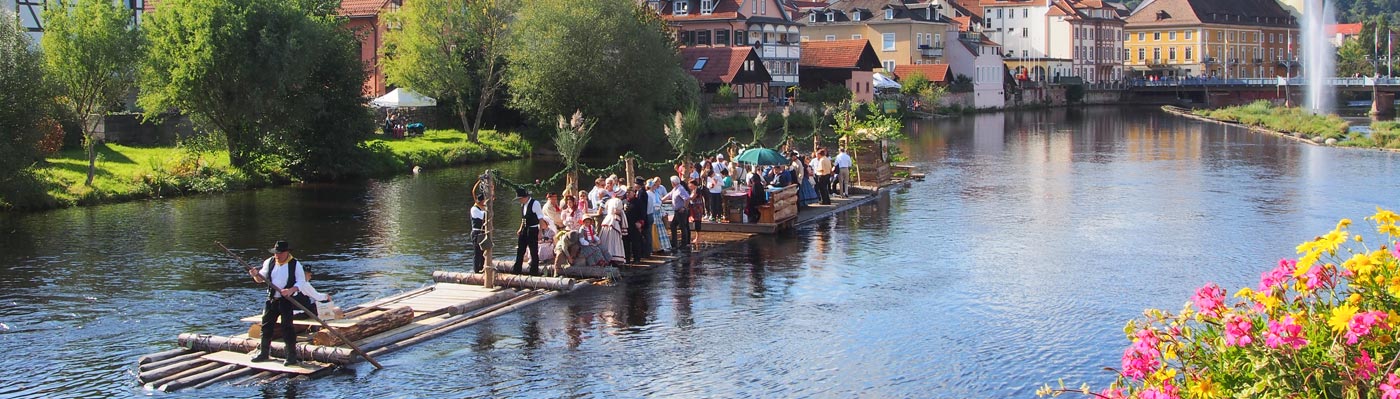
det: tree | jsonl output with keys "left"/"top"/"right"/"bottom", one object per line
{"left": 382, "top": 0, "right": 514, "bottom": 142}
{"left": 140, "top": 0, "right": 371, "bottom": 174}
{"left": 0, "top": 11, "right": 52, "bottom": 184}
{"left": 507, "top": 0, "right": 691, "bottom": 150}
{"left": 41, "top": 0, "right": 142, "bottom": 186}
{"left": 899, "top": 73, "right": 931, "bottom": 96}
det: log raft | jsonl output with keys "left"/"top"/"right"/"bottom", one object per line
{"left": 135, "top": 273, "right": 585, "bottom": 392}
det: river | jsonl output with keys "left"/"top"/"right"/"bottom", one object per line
{"left": 0, "top": 106, "right": 1397, "bottom": 398}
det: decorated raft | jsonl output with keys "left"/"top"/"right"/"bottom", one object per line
{"left": 134, "top": 273, "right": 590, "bottom": 392}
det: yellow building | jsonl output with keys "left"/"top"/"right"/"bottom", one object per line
{"left": 1124, "top": 0, "right": 1298, "bottom": 79}
{"left": 798, "top": 0, "right": 953, "bottom": 74}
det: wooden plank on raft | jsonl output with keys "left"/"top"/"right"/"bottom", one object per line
{"left": 200, "top": 351, "right": 328, "bottom": 375}
{"left": 311, "top": 306, "right": 414, "bottom": 346}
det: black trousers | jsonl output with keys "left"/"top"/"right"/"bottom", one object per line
{"left": 258, "top": 297, "right": 297, "bottom": 359}
{"left": 816, "top": 174, "right": 832, "bottom": 204}
{"left": 670, "top": 208, "right": 691, "bottom": 249}
{"left": 513, "top": 226, "right": 539, "bottom": 275}
{"left": 626, "top": 223, "right": 647, "bottom": 263}
{"left": 708, "top": 191, "right": 724, "bottom": 219}
{"left": 471, "top": 230, "right": 486, "bottom": 273}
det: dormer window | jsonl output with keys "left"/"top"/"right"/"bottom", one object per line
{"left": 885, "top": 9, "right": 894, "bottom": 19}
{"left": 853, "top": 11, "right": 861, "bottom": 21}
{"left": 673, "top": 0, "right": 688, "bottom": 15}
{"left": 809, "top": 13, "right": 816, "bottom": 22}
{"left": 826, "top": 11, "right": 834, "bottom": 21}
{"left": 701, "top": 0, "right": 714, "bottom": 14}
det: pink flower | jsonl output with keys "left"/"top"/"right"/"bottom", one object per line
{"left": 1265, "top": 315, "right": 1309, "bottom": 350}
{"left": 1303, "top": 263, "right": 1331, "bottom": 291}
{"left": 1190, "top": 283, "right": 1226, "bottom": 318}
{"left": 1140, "top": 381, "right": 1180, "bottom": 399}
{"left": 1357, "top": 350, "right": 1379, "bottom": 380}
{"left": 1346, "top": 311, "right": 1388, "bottom": 345}
{"left": 1260, "top": 259, "right": 1296, "bottom": 291}
{"left": 1380, "top": 373, "right": 1400, "bottom": 399}
{"left": 1224, "top": 315, "right": 1255, "bottom": 347}
{"left": 1121, "top": 345, "right": 1160, "bottom": 380}
{"left": 1134, "top": 328, "right": 1161, "bottom": 352}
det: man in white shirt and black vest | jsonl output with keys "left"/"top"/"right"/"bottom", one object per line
{"left": 471, "top": 194, "right": 487, "bottom": 273}
{"left": 249, "top": 240, "right": 312, "bottom": 366}
{"left": 512, "top": 188, "right": 552, "bottom": 275}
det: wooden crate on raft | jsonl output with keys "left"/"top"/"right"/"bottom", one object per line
{"left": 851, "top": 139, "right": 891, "bottom": 186}
{"left": 761, "top": 185, "right": 798, "bottom": 223}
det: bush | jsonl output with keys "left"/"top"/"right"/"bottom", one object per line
{"left": 949, "top": 74, "right": 973, "bottom": 93}
{"left": 1044, "top": 209, "right": 1400, "bottom": 398}
{"left": 900, "top": 73, "right": 931, "bottom": 96}
{"left": 1371, "top": 121, "right": 1400, "bottom": 149}
{"left": 1065, "top": 84, "right": 1085, "bottom": 103}
{"left": 1193, "top": 101, "right": 1350, "bottom": 140}
{"left": 713, "top": 84, "right": 737, "bottom": 104}
{"left": 799, "top": 84, "right": 852, "bottom": 106}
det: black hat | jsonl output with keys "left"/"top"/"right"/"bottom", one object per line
{"left": 634, "top": 177, "right": 645, "bottom": 186}
{"left": 269, "top": 240, "right": 290, "bottom": 254}
{"left": 475, "top": 193, "right": 485, "bottom": 203}
{"left": 514, "top": 187, "right": 529, "bottom": 199}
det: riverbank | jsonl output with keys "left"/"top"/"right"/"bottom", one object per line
{"left": 1163, "top": 102, "right": 1400, "bottom": 151}
{"left": 0, "top": 129, "right": 530, "bottom": 212}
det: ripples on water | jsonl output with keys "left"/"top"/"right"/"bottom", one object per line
{"left": 0, "top": 107, "right": 1398, "bottom": 398}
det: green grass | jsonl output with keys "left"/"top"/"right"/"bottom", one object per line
{"left": 1, "top": 129, "right": 531, "bottom": 211}
{"left": 1192, "top": 101, "right": 1351, "bottom": 140}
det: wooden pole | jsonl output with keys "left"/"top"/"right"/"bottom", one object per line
{"left": 477, "top": 172, "right": 496, "bottom": 288}
{"left": 214, "top": 242, "right": 384, "bottom": 369}
{"left": 160, "top": 363, "right": 240, "bottom": 392}
{"left": 138, "top": 348, "right": 191, "bottom": 365}
{"left": 178, "top": 333, "right": 357, "bottom": 364}
{"left": 189, "top": 366, "right": 258, "bottom": 390}
{"left": 624, "top": 156, "right": 636, "bottom": 188}
{"left": 311, "top": 306, "right": 414, "bottom": 346}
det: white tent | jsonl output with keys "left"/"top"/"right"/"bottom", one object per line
{"left": 371, "top": 88, "right": 438, "bottom": 108}
{"left": 873, "top": 73, "right": 902, "bottom": 90}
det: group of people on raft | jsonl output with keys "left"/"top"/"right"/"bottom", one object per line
{"left": 469, "top": 147, "right": 857, "bottom": 276}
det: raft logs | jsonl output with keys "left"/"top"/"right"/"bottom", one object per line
{"left": 178, "top": 333, "right": 357, "bottom": 365}
{"left": 312, "top": 306, "right": 414, "bottom": 346}
{"left": 431, "top": 270, "right": 576, "bottom": 290}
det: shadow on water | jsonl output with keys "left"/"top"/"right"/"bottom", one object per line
{"left": 1, "top": 106, "right": 1398, "bottom": 397}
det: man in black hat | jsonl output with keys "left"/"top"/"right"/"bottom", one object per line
{"left": 470, "top": 194, "right": 487, "bottom": 273}
{"left": 512, "top": 188, "right": 551, "bottom": 275}
{"left": 624, "top": 177, "right": 650, "bottom": 264}
{"left": 248, "top": 240, "right": 309, "bottom": 366}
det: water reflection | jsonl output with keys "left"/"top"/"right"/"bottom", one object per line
{"left": 1, "top": 107, "right": 1398, "bottom": 397}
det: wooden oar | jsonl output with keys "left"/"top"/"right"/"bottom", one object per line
{"left": 215, "top": 242, "right": 384, "bottom": 370}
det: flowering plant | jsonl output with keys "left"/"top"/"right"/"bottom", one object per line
{"left": 1041, "top": 208, "right": 1400, "bottom": 399}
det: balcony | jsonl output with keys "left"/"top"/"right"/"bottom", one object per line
{"left": 759, "top": 44, "right": 800, "bottom": 60}
{"left": 919, "top": 45, "right": 943, "bottom": 58}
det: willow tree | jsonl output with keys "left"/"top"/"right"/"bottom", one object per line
{"left": 382, "top": 0, "right": 514, "bottom": 142}
{"left": 41, "top": 0, "right": 141, "bottom": 186}
{"left": 554, "top": 110, "right": 594, "bottom": 193}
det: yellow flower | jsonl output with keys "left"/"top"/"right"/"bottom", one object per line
{"left": 1190, "top": 376, "right": 1222, "bottom": 399}
{"left": 1295, "top": 252, "right": 1320, "bottom": 277}
{"left": 1330, "top": 304, "right": 1359, "bottom": 332}
{"left": 1372, "top": 207, "right": 1400, "bottom": 225}
{"left": 1322, "top": 230, "right": 1347, "bottom": 253}
{"left": 1382, "top": 224, "right": 1400, "bottom": 236}
{"left": 1338, "top": 218, "right": 1353, "bottom": 229}
{"left": 1235, "top": 287, "right": 1255, "bottom": 299}
{"left": 1355, "top": 234, "right": 1364, "bottom": 242}
{"left": 1344, "top": 253, "right": 1376, "bottom": 277}
{"left": 1348, "top": 293, "right": 1363, "bottom": 304}
{"left": 1256, "top": 294, "right": 1282, "bottom": 312}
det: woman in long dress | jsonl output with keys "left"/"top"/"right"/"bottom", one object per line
{"left": 599, "top": 197, "right": 628, "bottom": 265}
{"left": 796, "top": 154, "right": 819, "bottom": 207}
{"left": 648, "top": 178, "right": 671, "bottom": 254}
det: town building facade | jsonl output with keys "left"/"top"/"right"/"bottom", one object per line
{"left": 1124, "top": 0, "right": 1298, "bottom": 79}
{"left": 798, "top": 0, "right": 953, "bottom": 75}
{"left": 654, "top": 0, "right": 802, "bottom": 102}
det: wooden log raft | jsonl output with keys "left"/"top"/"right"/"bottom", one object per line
{"left": 311, "top": 306, "right": 414, "bottom": 346}
{"left": 486, "top": 260, "right": 617, "bottom": 279}
{"left": 177, "top": 333, "right": 356, "bottom": 364}
{"left": 432, "top": 270, "right": 576, "bottom": 290}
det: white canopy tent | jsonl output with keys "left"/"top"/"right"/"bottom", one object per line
{"left": 371, "top": 88, "right": 438, "bottom": 108}
{"left": 873, "top": 73, "right": 902, "bottom": 90}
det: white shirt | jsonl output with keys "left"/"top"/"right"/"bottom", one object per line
{"left": 522, "top": 198, "right": 553, "bottom": 227}
{"left": 834, "top": 152, "right": 853, "bottom": 168}
{"left": 587, "top": 186, "right": 606, "bottom": 208}
{"left": 259, "top": 258, "right": 325, "bottom": 301}
{"left": 470, "top": 205, "right": 485, "bottom": 221}
{"left": 712, "top": 161, "right": 727, "bottom": 175}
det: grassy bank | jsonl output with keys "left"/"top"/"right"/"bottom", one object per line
{"left": 1339, "top": 120, "right": 1400, "bottom": 149}
{"left": 1192, "top": 101, "right": 1350, "bottom": 140}
{"left": 0, "top": 129, "right": 530, "bottom": 211}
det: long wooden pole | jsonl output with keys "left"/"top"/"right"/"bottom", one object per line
{"left": 215, "top": 242, "right": 384, "bottom": 370}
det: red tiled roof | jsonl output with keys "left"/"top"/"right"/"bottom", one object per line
{"left": 1124, "top": 0, "right": 1294, "bottom": 28}
{"left": 1329, "top": 23, "right": 1362, "bottom": 36}
{"left": 338, "top": 0, "right": 394, "bottom": 17}
{"left": 979, "top": 0, "right": 1048, "bottom": 8}
{"left": 681, "top": 47, "right": 768, "bottom": 84}
{"left": 953, "top": 16, "right": 973, "bottom": 31}
{"left": 660, "top": 0, "right": 744, "bottom": 21}
{"left": 948, "top": 0, "right": 983, "bottom": 18}
{"left": 893, "top": 64, "right": 950, "bottom": 82}
{"left": 789, "top": 0, "right": 830, "bottom": 8}
{"left": 800, "top": 39, "right": 880, "bottom": 69}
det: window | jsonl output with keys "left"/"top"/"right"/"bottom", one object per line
{"left": 1186, "top": 47, "right": 1193, "bottom": 60}
{"left": 996, "top": 8, "right": 1003, "bottom": 18}
{"left": 934, "top": 33, "right": 941, "bottom": 46}
{"left": 1021, "top": 49, "right": 1028, "bottom": 58}
{"left": 736, "top": 84, "right": 745, "bottom": 98}
{"left": 882, "top": 32, "right": 895, "bottom": 51}
{"left": 697, "top": 30, "right": 711, "bottom": 45}
{"left": 853, "top": 11, "right": 861, "bottom": 21}
{"left": 1023, "top": 8, "right": 1028, "bottom": 17}
{"left": 1228, "top": 31, "right": 1235, "bottom": 41}
{"left": 800, "top": 35, "right": 809, "bottom": 41}
{"left": 825, "top": 34, "right": 836, "bottom": 41}
{"left": 1169, "top": 31, "right": 1176, "bottom": 40}
{"left": 716, "top": 30, "right": 729, "bottom": 46}
{"left": 1153, "top": 47, "right": 1160, "bottom": 61}
{"left": 1185, "top": 31, "right": 1193, "bottom": 40}
{"left": 1138, "top": 32, "right": 1144, "bottom": 41}
{"left": 915, "top": 33, "right": 923, "bottom": 46}
{"left": 885, "top": 9, "right": 893, "bottom": 19}
{"left": 1022, "top": 28, "right": 1028, "bottom": 38}
{"left": 673, "top": 0, "right": 688, "bottom": 15}
{"left": 735, "top": 31, "right": 747, "bottom": 46}
{"left": 692, "top": 57, "right": 708, "bottom": 70}
{"left": 1153, "top": 32, "right": 1160, "bottom": 40}
{"left": 1168, "top": 47, "right": 1176, "bottom": 60}
{"left": 852, "top": 34, "right": 863, "bottom": 40}
{"left": 681, "top": 31, "right": 695, "bottom": 46}
{"left": 1009, "top": 7, "right": 1015, "bottom": 18}
{"left": 701, "top": 0, "right": 714, "bottom": 14}
{"left": 809, "top": 13, "right": 816, "bottom": 22}
{"left": 826, "top": 11, "right": 833, "bottom": 21}
{"left": 882, "top": 60, "right": 895, "bottom": 72}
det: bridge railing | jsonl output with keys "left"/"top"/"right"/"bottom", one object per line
{"left": 1128, "top": 77, "right": 1400, "bottom": 87}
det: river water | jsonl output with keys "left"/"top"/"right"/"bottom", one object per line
{"left": 1, "top": 107, "right": 1397, "bottom": 398}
